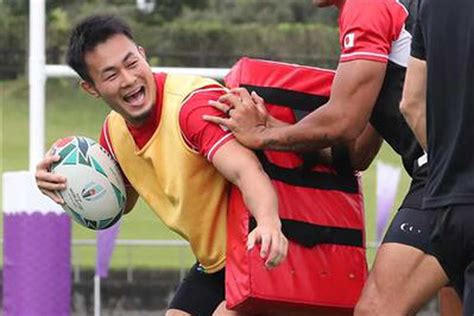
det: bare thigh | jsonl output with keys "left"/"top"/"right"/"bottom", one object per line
{"left": 212, "top": 301, "right": 245, "bottom": 316}
{"left": 165, "top": 309, "right": 192, "bottom": 316}
{"left": 356, "top": 243, "right": 449, "bottom": 315}
{"left": 438, "top": 287, "right": 462, "bottom": 316}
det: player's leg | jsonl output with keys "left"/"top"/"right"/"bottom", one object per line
{"left": 433, "top": 205, "right": 474, "bottom": 316}
{"left": 355, "top": 208, "right": 449, "bottom": 316}
{"left": 212, "top": 301, "right": 242, "bottom": 315}
{"left": 167, "top": 263, "right": 227, "bottom": 316}
{"left": 439, "top": 286, "right": 462, "bottom": 316}
{"left": 463, "top": 261, "right": 474, "bottom": 316}
{"left": 355, "top": 244, "right": 448, "bottom": 315}
{"left": 166, "top": 309, "right": 191, "bottom": 316}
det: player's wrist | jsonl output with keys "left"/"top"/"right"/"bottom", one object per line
{"left": 267, "top": 116, "right": 288, "bottom": 128}
{"left": 254, "top": 213, "right": 282, "bottom": 230}
{"left": 244, "top": 124, "right": 268, "bottom": 150}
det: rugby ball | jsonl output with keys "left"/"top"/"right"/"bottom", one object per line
{"left": 50, "top": 136, "right": 126, "bottom": 230}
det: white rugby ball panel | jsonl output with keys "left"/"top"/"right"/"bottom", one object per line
{"left": 50, "top": 136, "right": 126, "bottom": 230}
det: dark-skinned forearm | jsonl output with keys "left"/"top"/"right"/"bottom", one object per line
{"left": 258, "top": 122, "right": 344, "bottom": 152}
{"left": 348, "top": 124, "right": 383, "bottom": 171}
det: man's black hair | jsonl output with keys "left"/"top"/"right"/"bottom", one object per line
{"left": 66, "top": 14, "right": 135, "bottom": 83}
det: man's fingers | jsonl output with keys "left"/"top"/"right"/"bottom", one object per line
{"left": 265, "top": 235, "right": 285, "bottom": 268}
{"left": 43, "top": 190, "right": 64, "bottom": 204}
{"left": 202, "top": 115, "right": 231, "bottom": 128}
{"left": 55, "top": 192, "right": 65, "bottom": 204}
{"left": 282, "top": 235, "right": 289, "bottom": 259}
{"left": 36, "top": 179, "right": 66, "bottom": 192}
{"left": 260, "top": 234, "right": 271, "bottom": 259}
{"left": 38, "top": 185, "right": 64, "bottom": 204}
{"left": 217, "top": 93, "right": 243, "bottom": 108}
{"left": 36, "top": 154, "right": 61, "bottom": 171}
{"left": 251, "top": 91, "right": 267, "bottom": 115}
{"left": 266, "top": 255, "right": 281, "bottom": 269}
{"left": 247, "top": 230, "right": 257, "bottom": 250}
{"left": 278, "top": 235, "right": 289, "bottom": 264}
{"left": 251, "top": 91, "right": 264, "bottom": 103}
{"left": 34, "top": 152, "right": 67, "bottom": 205}
{"left": 266, "top": 234, "right": 290, "bottom": 269}
{"left": 208, "top": 100, "right": 233, "bottom": 115}
{"left": 248, "top": 229, "right": 288, "bottom": 268}
{"left": 35, "top": 170, "right": 67, "bottom": 185}
{"left": 265, "top": 249, "right": 280, "bottom": 268}
{"left": 231, "top": 88, "right": 253, "bottom": 106}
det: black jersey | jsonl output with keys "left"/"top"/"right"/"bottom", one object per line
{"left": 412, "top": 0, "right": 474, "bottom": 208}
{"left": 369, "top": 61, "right": 424, "bottom": 176}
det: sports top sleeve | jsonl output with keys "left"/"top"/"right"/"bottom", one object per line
{"left": 179, "top": 86, "right": 235, "bottom": 162}
{"left": 339, "top": 0, "right": 409, "bottom": 64}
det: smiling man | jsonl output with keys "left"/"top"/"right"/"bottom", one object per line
{"left": 35, "top": 14, "right": 288, "bottom": 316}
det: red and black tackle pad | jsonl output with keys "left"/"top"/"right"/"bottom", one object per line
{"left": 225, "top": 58, "right": 367, "bottom": 315}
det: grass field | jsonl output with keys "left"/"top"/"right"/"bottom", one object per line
{"left": 1, "top": 78, "right": 411, "bottom": 269}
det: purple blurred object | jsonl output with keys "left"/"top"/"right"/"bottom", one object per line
{"left": 3, "top": 212, "right": 71, "bottom": 316}
{"left": 375, "top": 162, "right": 401, "bottom": 243}
{"left": 96, "top": 220, "right": 121, "bottom": 278}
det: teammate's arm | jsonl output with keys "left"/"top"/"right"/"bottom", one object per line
{"left": 247, "top": 89, "right": 383, "bottom": 171}
{"left": 347, "top": 124, "right": 383, "bottom": 171}
{"left": 211, "top": 139, "right": 288, "bottom": 269}
{"left": 204, "top": 60, "right": 387, "bottom": 152}
{"left": 400, "top": 62, "right": 427, "bottom": 151}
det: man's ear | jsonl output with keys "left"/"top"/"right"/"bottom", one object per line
{"left": 80, "top": 80, "right": 100, "bottom": 98}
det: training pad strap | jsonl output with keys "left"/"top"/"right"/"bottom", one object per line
{"left": 254, "top": 151, "right": 359, "bottom": 193}
{"left": 249, "top": 217, "right": 363, "bottom": 248}
{"left": 241, "top": 84, "right": 354, "bottom": 177}
{"left": 241, "top": 84, "right": 329, "bottom": 111}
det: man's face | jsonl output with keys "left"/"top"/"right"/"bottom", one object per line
{"left": 82, "top": 34, "right": 156, "bottom": 126}
{"left": 312, "top": 0, "right": 341, "bottom": 8}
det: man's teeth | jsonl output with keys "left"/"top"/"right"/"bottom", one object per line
{"left": 125, "top": 88, "right": 144, "bottom": 103}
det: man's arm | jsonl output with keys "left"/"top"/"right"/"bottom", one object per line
{"left": 123, "top": 186, "right": 139, "bottom": 214}
{"left": 211, "top": 139, "right": 288, "bottom": 269}
{"left": 347, "top": 124, "right": 383, "bottom": 171}
{"left": 400, "top": 56, "right": 427, "bottom": 151}
{"left": 204, "top": 60, "right": 387, "bottom": 151}
{"left": 239, "top": 91, "right": 383, "bottom": 171}
{"left": 317, "top": 124, "right": 382, "bottom": 171}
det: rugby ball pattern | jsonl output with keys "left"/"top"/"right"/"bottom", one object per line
{"left": 50, "top": 136, "right": 126, "bottom": 230}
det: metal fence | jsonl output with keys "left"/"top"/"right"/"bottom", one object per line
{"left": 68, "top": 238, "right": 380, "bottom": 283}
{"left": 71, "top": 239, "right": 190, "bottom": 283}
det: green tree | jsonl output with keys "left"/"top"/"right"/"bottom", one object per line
{"left": 179, "top": 0, "right": 338, "bottom": 26}
{"left": 0, "top": 0, "right": 340, "bottom": 78}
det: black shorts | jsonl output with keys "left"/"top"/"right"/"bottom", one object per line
{"left": 382, "top": 207, "right": 436, "bottom": 256}
{"left": 383, "top": 162, "right": 436, "bottom": 253}
{"left": 429, "top": 204, "right": 474, "bottom": 312}
{"left": 168, "top": 262, "right": 225, "bottom": 315}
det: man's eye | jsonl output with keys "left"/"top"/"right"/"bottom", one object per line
{"left": 106, "top": 73, "right": 117, "bottom": 81}
{"left": 128, "top": 61, "right": 138, "bottom": 68}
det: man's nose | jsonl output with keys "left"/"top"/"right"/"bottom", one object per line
{"left": 121, "top": 69, "right": 136, "bottom": 87}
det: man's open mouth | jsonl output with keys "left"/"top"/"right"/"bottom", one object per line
{"left": 124, "top": 86, "right": 145, "bottom": 104}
